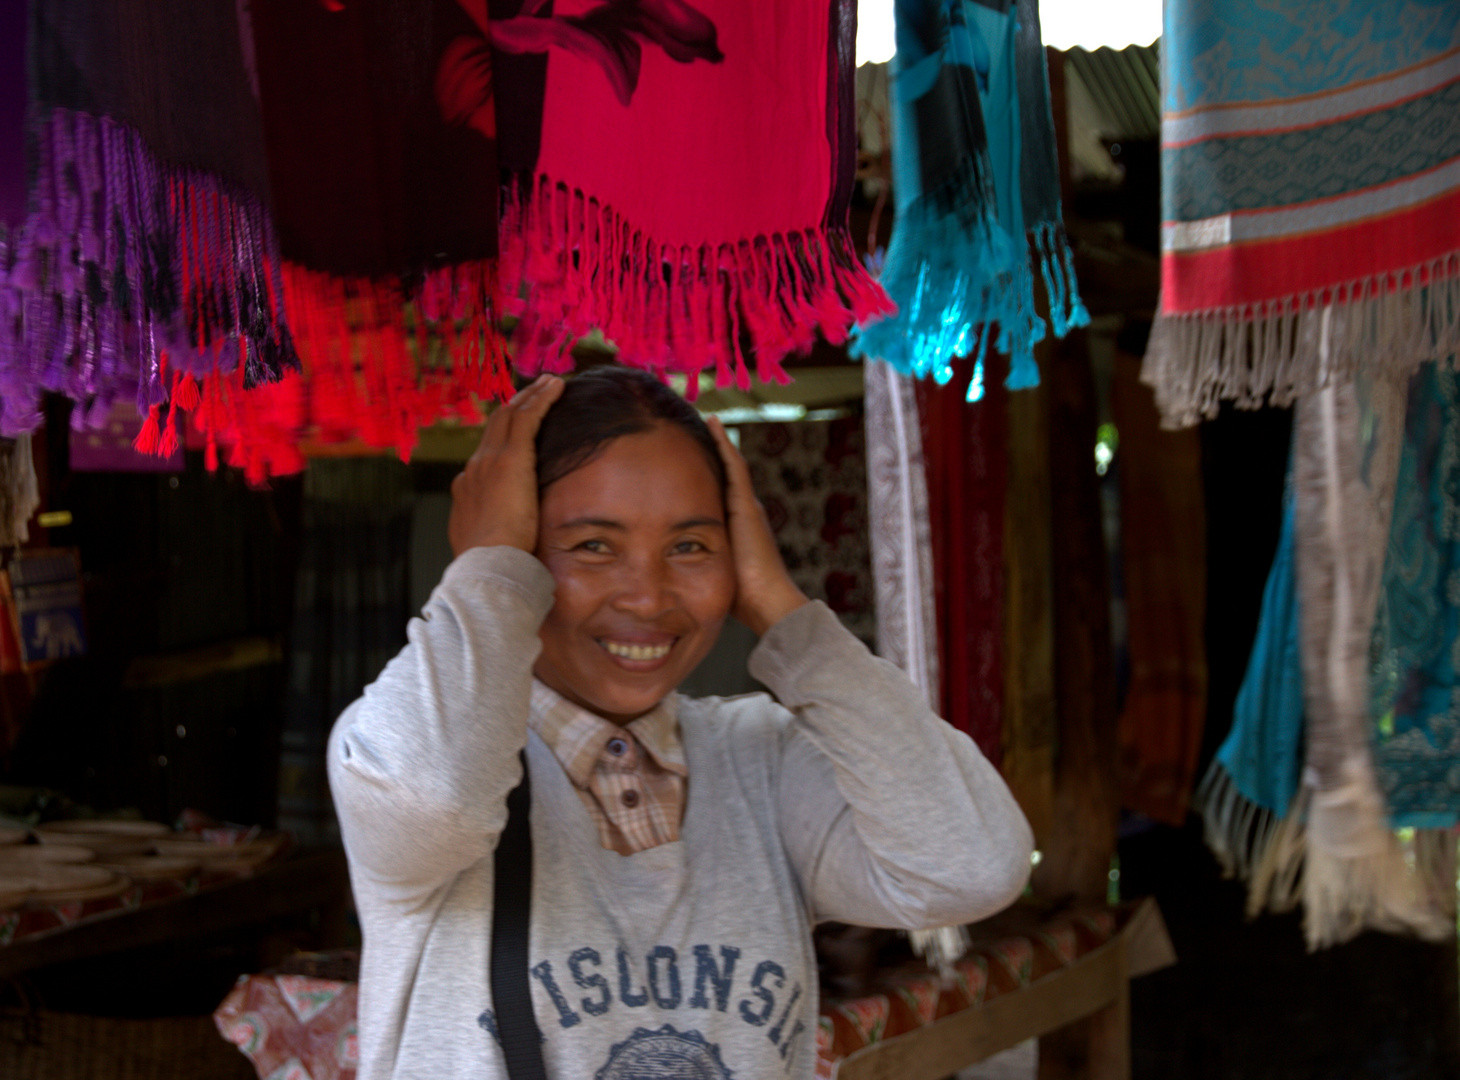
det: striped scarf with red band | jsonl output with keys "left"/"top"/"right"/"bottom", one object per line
{"left": 1145, "top": 1, "right": 1460, "bottom": 429}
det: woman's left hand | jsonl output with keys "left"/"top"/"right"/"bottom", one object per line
{"left": 708, "top": 416, "right": 809, "bottom": 636}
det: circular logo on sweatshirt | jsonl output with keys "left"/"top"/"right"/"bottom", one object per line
{"left": 595, "top": 1024, "right": 734, "bottom": 1080}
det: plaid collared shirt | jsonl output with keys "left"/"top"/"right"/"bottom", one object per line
{"left": 528, "top": 679, "right": 688, "bottom": 856}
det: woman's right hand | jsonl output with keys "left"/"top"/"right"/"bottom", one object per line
{"left": 448, "top": 374, "right": 566, "bottom": 556}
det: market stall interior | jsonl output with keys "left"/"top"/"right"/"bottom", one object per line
{"left": 0, "top": 0, "right": 1458, "bottom": 1078}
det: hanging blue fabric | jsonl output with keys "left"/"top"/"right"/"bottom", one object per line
{"left": 851, "top": 0, "right": 1087, "bottom": 399}
{"left": 1216, "top": 479, "right": 1306, "bottom": 816}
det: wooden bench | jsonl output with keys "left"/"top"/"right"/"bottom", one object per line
{"left": 823, "top": 898, "right": 1173, "bottom": 1080}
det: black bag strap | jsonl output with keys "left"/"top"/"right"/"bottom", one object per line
{"left": 491, "top": 751, "right": 548, "bottom": 1080}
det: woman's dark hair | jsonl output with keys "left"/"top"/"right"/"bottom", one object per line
{"left": 534, "top": 366, "right": 728, "bottom": 494}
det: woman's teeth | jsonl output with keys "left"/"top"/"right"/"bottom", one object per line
{"left": 601, "top": 640, "right": 673, "bottom": 661}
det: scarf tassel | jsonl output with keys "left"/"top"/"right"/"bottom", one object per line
{"left": 0, "top": 107, "right": 295, "bottom": 439}
{"left": 1198, "top": 757, "right": 1458, "bottom": 949}
{"left": 1144, "top": 254, "right": 1460, "bottom": 430}
{"left": 500, "top": 175, "right": 894, "bottom": 386}
{"left": 181, "top": 261, "right": 511, "bottom": 483}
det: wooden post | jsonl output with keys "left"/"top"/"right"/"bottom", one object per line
{"left": 1034, "top": 328, "right": 1123, "bottom": 1080}
{"left": 1002, "top": 362, "right": 1057, "bottom": 846}
{"left": 1035, "top": 327, "right": 1120, "bottom": 905}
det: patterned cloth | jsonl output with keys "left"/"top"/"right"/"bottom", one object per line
{"left": 4, "top": 0, "right": 512, "bottom": 482}
{"left": 216, "top": 972, "right": 359, "bottom": 1080}
{"left": 3, "top": 0, "right": 293, "bottom": 437}
{"left": 529, "top": 679, "right": 687, "bottom": 856}
{"left": 187, "top": 0, "right": 513, "bottom": 481}
{"left": 1370, "top": 362, "right": 1460, "bottom": 829}
{"left": 1289, "top": 371, "right": 1453, "bottom": 948}
{"left": 1146, "top": 1, "right": 1460, "bottom": 428}
{"left": 739, "top": 419, "right": 876, "bottom": 645}
{"left": 849, "top": 0, "right": 1086, "bottom": 399}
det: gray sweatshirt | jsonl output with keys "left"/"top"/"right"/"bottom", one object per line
{"left": 328, "top": 546, "right": 1033, "bottom": 1080}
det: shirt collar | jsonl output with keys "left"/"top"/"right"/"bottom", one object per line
{"left": 528, "top": 679, "right": 686, "bottom": 789}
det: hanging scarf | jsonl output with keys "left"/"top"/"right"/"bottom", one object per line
{"left": 5, "top": 1, "right": 514, "bottom": 482}
{"left": 1145, "top": 0, "right": 1460, "bottom": 429}
{"left": 490, "top": 0, "right": 893, "bottom": 389}
{"left": 1198, "top": 475, "right": 1308, "bottom": 910}
{"left": 191, "top": 0, "right": 512, "bottom": 481}
{"left": 849, "top": 0, "right": 1087, "bottom": 400}
{"left": 915, "top": 353, "right": 1006, "bottom": 761}
{"left": 1290, "top": 369, "right": 1450, "bottom": 948}
{"left": 1370, "top": 361, "right": 1460, "bottom": 831}
{"left": 3, "top": 0, "right": 295, "bottom": 440}
{"left": 1110, "top": 347, "right": 1208, "bottom": 827}
{"left": 865, "top": 359, "right": 940, "bottom": 713}
{"left": 0, "top": 0, "right": 24, "bottom": 232}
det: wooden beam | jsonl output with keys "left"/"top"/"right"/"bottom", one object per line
{"left": 835, "top": 939, "right": 1129, "bottom": 1080}
{"left": 122, "top": 635, "right": 283, "bottom": 690}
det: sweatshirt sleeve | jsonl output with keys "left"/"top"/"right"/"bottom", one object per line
{"left": 751, "top": 601, "right": 1034, "bottom": 929}
{"left": 327, "top": 545, "right": 556, "bottom": 904}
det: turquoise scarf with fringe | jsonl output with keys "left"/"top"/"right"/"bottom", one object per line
{"left": 851, "top": 0, "right": 1086, "bottom": 400}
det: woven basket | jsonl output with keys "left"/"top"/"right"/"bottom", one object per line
{"left": 0, "top": 1004, "right": 256, "bottom": 1080}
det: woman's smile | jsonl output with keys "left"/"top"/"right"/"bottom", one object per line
{"left": 597, "top": 637, "right": 677, "bottom": 664}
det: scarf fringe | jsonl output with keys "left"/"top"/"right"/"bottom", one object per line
{"left": 1195, "top": 760, "right": 1288, "bottom": 891}
{"left": 500, "top": 175, "right": 894, "bottom": 387}
{"left": 0, "top": 107, "right": 295, "bottom": 436}
{"left": 1302, "top": 768, "right": 1453, "bottom": 950}
{"left": 186, "top": 261, "right": 512, "bottom": 484}
{"left": 0, "top": 435, "right": 39, "bottom": 548}
{"left": 1144, "top": 253, "right": 1460, "bottom": 429}
{"left": 1200, "top": 762, "right": 1456, "bottom": 949}
{"left": 1033, "top": 220, "right": 1091, "bottom": 343}
{"left": 850, "top": 195, "right": 1088, "bottom": 397}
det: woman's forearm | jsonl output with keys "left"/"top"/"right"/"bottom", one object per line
{"left": 755, "top": 602, "right": 1034, "bottom": 928}
{"left": 327, "top": 545, "right": 556, "bottom": 895}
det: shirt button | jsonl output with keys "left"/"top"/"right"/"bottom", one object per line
{"left": 607, "top": 738, "right": 628, "bottom": 757}
{"left": 620, "top": 789, "right": 640, "bottom": 808}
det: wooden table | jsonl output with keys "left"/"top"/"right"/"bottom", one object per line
{"left": 0, "top": 850, "right": 349, "bottom": 978}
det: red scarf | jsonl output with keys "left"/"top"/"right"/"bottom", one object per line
{"left": 490, "top": 0, "right": 892, "bottom": 391}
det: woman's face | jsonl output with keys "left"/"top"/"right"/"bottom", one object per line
{"left": 533, "top": 422, "right": 735, "bottom": 724}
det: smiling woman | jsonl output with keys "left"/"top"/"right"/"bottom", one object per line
{"left": 531, "top": 371, "right": 736, "bottom": 722}
{"left": 328, "top": 366, "right": 1034, "bottom": 1080}
{"left": 534, "top": 423, "right": 737, "bottom": 723}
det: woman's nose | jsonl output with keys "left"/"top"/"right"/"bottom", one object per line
{"left": 610, "top": 557, "right": 676, "bottom": 617}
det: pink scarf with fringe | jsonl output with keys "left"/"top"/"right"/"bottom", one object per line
{"left": 485, "top": 0, "right": 892, "bottom": 389}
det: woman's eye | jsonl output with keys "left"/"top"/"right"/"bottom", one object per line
{"left": 577, "top": 539, "right": 610, "bottom": 554}
{"left": 673, "top": 540, "right": 707, "bottom": 555}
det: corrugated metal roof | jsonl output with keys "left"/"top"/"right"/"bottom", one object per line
{"left": 1064, "top": 42, "right": 1160, "bottom": 142}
